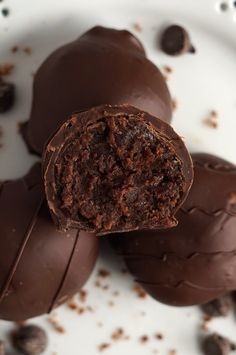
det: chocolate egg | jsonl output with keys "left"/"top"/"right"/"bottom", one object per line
{"left": 0, "top": 164, "right": 98, "bottom": 321}
{"left": 26, "top": 26, "right": 172, "bottom": 155}
{"left": 111, "top": 153, "right": 236, "bottom": 306}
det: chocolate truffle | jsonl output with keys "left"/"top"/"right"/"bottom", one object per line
{"left": 43, "top": 104, "right": 193, "bottom": 235}
{"left": 0, "top": 164, "right": 98, "bottom": 321}
{"left": 27, "top": 26, "right": 172, "bottom": 155}
{"left": 111, "top": 153, "right": 236, "bottom": 306}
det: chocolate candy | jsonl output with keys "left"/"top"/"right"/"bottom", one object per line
{"left": 201, "top": 294, "right": 233, "bottom": 317}
{"left": 202, "top": 334, "right": 235, "bottom": 355}
{"left": 12, "top": 325, "right": 48, "bottom": 355}
{"left": 27, "top": 26, "right": 172, "bottom": 155}
{"left": 0, "top": 164, "right": 98, "bottom": 321}
{"left": 160, "top": 25, "right": 195, "bottom": 56}
{"left": 111, "top": 153, "right": 236, "bottom": 306}
{"left": 43, "top": 104, "right": 193, "bottom": 235}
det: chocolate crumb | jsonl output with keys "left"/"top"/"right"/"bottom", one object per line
{"left": 2, "top": 8, "right": 9, "bottom": 17}
{"left": 163, "top": 65, "right": 173, "bottom": 74}
{"left": 204, "top": 110, "right": 219, "bottom": 129}
{"left": 97, "top": 322, "right": 103, "bottom": 328}
{"left": 95, "top": 280, "right": 101, "bottom": 288}
{"left": 77, "top": 307, "right": 85, "bottom": 315}
{"left": 11, "top": 46, "right": 19, "bottom": 53}
{"left": 98, "top": 343, "right": 110, "bottom": 352}
{"left": 133, "top": 23, "right": 143, "bottom": 33}
{"left": 155, "top": 333, "right": 164, "bottom": 340}
{"left": 0, "top": 79, "right": 15, "bottom": 113}
{"left": 108, "top": 301, "right": 115, "bottom": 307}
{"left": 113, "top": 291, "right": 120, "bottom": 297}
{"left": 171, "top": 98, "right": 178, "bottom": 111}
{"left": 12, "top": 325, "right": 48, "bottom": 355}
{"left": 48, "top": 317, "right": 65, "bottom": 334}
{"left": 86, "top": 306, "right": 94, "bottom": 313}
{"left": 78, "top": 289, "right": 88, "bottom": 303}
{"left": 98, "top": 269, "right": 111, "bottom": 278}
{"left": 0, "top": 64, "right": 14, "bottom": 76}
{"left": 201, "top": 314, "right": 212, "bottom": 331}
{"left": 169, "top": 350, "right": 177, "bottom": 355}
{"left": 67, "top": 300, "right": 78, "bottom": 311}
{"left": 140, "top": 335, "right": 149, "bottom": 343}
{"left": 102, "top": 285, "right": 109, "bottom": 290}
{"left": 201, "top": 295, "right": 233, "bottom": 317}
{"left": 24, "top": 47, "right": 32, "bottom": 55}
{"left": 0, "top": 340, "right": 5, "bottom": 355}
{"left": 111, "top": 328, "right": 124, "bottom": 341}
{"left": 202, "top": 333, "right": 233, "bottom": 355}
{"left": 133, "top": 285, "right": 147, "bottom": 299}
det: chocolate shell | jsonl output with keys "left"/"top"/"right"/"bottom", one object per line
{"left": 0, "top": 164, "right": 98, "bottom": 321}
{"left": 111, "top": 153, "right": 236, "bottom": 306}
{"left": 43, "top": 104, "right": 193, "bottom": 235}
{"left": 27, "top": 26, "right": 172, "bottom": 155}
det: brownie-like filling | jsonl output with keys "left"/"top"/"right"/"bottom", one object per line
{"left": 54, "top": 114, "right": 185, "bottom": 233}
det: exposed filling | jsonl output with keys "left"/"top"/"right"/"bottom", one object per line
{"left": 55, "top": 115, "right": 185, "bottom": 232}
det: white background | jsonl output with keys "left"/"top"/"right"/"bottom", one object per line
{"left": 0, "top": 0, "right": 236, "bottom": 354}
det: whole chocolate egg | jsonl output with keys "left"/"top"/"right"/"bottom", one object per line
{"left": 0, "top": 164, "right": 98, "bottom": 321}
{"left": 111, "top": 153, "right": 236, "bottom": 306}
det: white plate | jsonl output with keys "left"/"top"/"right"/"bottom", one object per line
{"left": 1, "top": 0, "right": 236, "bottom": 354}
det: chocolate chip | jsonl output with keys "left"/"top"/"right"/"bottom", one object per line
{"left": 201, "top": 295, "right": 233, "bottom": 317}
{"left": 1, "top": 8, "right": 9, "bottom": 17}
{"left": 202, "top": 334, "right": 231, "bottom": 355}
{"left": 160, "top": 25, "right": 195, "bottom": 56}
{"left": 0, "top": 340, "right": 5, "bottom": 355}
{"left": 0, "top": 80, "right": 15, "bottom": 113}
{"left": 12, "top": 325, "right": 48, "bottom": 355}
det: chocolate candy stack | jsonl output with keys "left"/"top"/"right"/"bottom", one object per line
{"left": 0, "top": 26, "right": 235, "bottom": 322}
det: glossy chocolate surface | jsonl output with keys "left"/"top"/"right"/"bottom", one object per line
{"left": 0, "top": 164, "right": 98, "bottom": 321}
{"left": 27, "top": 26, "right": 172, "bottom": 154}
{"left": 112, "top": 153, "right": 236, "bottom": 306}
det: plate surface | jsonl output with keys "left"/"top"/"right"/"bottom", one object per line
{"left": 1, "top": 0, "right": 236, "bottom": 354}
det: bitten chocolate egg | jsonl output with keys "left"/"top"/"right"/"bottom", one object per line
{"left": 0, "top": 164, "right": 98, "bottom": 321}
{"left": 111, "top": 153, "right": 236, "bottom": 306}
{"left": 26, "top": 26, "right": 172, "bottom": 155}
{"left": 43, "top": 104, "right": 193, "bottom": 235}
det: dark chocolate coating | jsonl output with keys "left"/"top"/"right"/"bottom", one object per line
{"left": 0, "top": 164, "right": 98, "bottom": 321}
{"left": 43, "top": 104, "right": 193, "bottom": 234}
{"left": 111, "top": 153, "right": 236, "bottom": 306}
{"left": 27, "top": 26, "right": 172, "bottom": 155}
